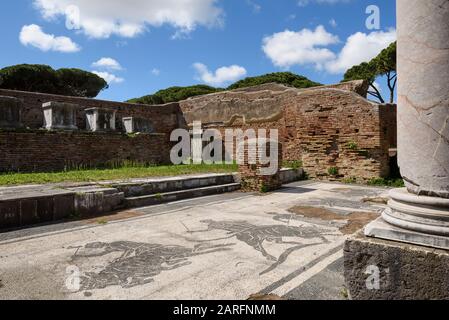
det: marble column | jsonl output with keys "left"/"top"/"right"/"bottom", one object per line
{"left": 365, "top": 0, "right": 449, "bottom": 248}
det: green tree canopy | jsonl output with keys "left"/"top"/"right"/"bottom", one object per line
{"left": 372, "top": 42, "right": 397, "bottom": 103}
{"left": 0, "top": 64, "right": 60, "bottom": 94}
{"left": 0, "top": 64, "right": 108, "bottom": 98}
{"left": 342, "top": 41, "right": 397, "bottom": 103}
{"left": 343, "top": 62, "right": 384, "bottom": 103}
{"left": 127, "top": 85, "right": 222, "bottom": 104}
{"left": 227, "top": 72, "right": 321, "bottom": 90}
{"left": 55, "top": 68, "right": 109, "bottom": 98}
{"left": 128, "top": 72, "right": 321, "bottom": 105}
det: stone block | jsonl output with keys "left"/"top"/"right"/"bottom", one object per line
{"left": 42, "top": 102, "right": 78, "bottom": 130}
{"left": 36, "top": 198, "right": 54, "bottom": 222}
{"left": 344, "top": 232, "right": 449, "bottom": 300}
{"left": 54, "top": 194, "right": 75, "bottom": 220}
{"left": 19, "top": 199, "right": 39, "bottom": 226}
{"left": 85, "top": 108, "right": 116, "bottom": 132}
{"left": 0, "top": 96, "right": 23, "bottom": 129}
{"left": 365, "top": 217, "right": 449, "bottom": 250}
{"left": 122, "top": 117, "right": 154, "bottom": 134}
{"left": 72, "top": 187, "right": 124, "bottom": 217}
{"left": 279, "top": 168, "right": 305, "bottom": 184}
{"left": 0, "top": 201, "right": 20, "bottom": 229}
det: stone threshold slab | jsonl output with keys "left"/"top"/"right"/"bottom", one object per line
{"left": 365, "top": 217, "right": 449, "bottom": 250}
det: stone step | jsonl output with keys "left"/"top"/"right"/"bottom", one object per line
{"left": 65, "top": 186, "right": 125, "bottom": 217}
{"left": 109, "top": 174, "right": 237, "bottom": 197}
{"left": 125, "top": 183, "right": 241, "bottom": 208}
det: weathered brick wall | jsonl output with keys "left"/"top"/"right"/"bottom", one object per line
{"left": 0, "top": 82, "right": 396, "bottom": 179}
{"left": 0, "top": 130, "right": 172, "bottom": 173}
{"left": 238, "top": 139, "right": 283, "bottom": 192}
{"left": 0, "top": 89, "right": 183, "bottom": 133}
{"left": 180, "top": 81, "right": 397, "bottom": 181}
{"left": 294, "top": 89, "right": 396, "bottom": 180}
{"left": 179, "top": 80, "right": 368, "bottom": 116}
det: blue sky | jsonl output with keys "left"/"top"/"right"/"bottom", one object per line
{"left": 0, "top": 0, "right": 396, "bottom": 102}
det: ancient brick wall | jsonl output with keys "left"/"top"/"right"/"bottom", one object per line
{"left": 180, "top": 81, "right": 397, "bottom": 181}
{"left": 0, "top": 89, "right": 183, "bottom": 133}
{"left": 293, "top": 89, "right": 396, "bottom": 180}
{"left": 0, "top": 130, "right": 172, "bottom": 173}
{"left": 238, "top": 138, "right": 283, "bottom": 192}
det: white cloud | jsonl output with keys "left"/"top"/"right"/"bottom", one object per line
{"left": 92, "top": 71, "right": 124, "bottom": 84}
{"left": 92, "top": 57, "right": 122, "bottom": 70}
{"left": 19, "top": 24, "right": 80, "bottom": 52}
{"left": 262, "top": 25, "right": 339, "bottom": 69}
{"left": 329, "top": 19, "right": 337, "bottom": 28}
{"left": 263, "top": 26, "right": 396, "bottom": 74}
{"left": 246, "top": 0, "right": 261, "bottom": 13}
{"left": 298, "top": 0, "right": 351, "bottom": 6}
{"left": 193, "top": 63, "right": 247, "bottom": 86}
{"left": 33, "top": 0, "right": 224, "bottom": 39}
{"left": 325, "top": 29, "right": 397, "bottom": 74}
{"left": 151, "top": 68, "right": 161, "bottom": 76}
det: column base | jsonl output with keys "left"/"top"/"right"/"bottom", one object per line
{"left": 365, "top": 188, "right": 449, "bottom": 250}
{"left": 365, "top": 218, "right": 449, "bottom": 250}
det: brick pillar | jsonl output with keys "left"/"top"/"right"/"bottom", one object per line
{"left": 238, "top": 138, "right": 282, "bottom": 192}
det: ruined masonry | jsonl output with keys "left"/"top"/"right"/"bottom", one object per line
{"left": 180, "top": 80, "right": 397, "bottom": 182}
{"left": 1, "top": 79, "right": 397, "bottom": 180}
{"left": 238, "top": 138, "right": 283, "bottom": 192}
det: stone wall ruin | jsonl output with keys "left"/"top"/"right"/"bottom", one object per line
{"left": 180, "top": 80, "right": 397, "bottom": 181}
{"left": 0, "top": 92, "right": 177, "bottom": 172}
{"left": 0, "top": 80, "right": 396, "bottom": 180}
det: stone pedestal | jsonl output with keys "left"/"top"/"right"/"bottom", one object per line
{"left": 85, "top": 108, "right": 116, "bottom": 132}
{"left": 0, "top": 96, "right": 23, "bottom": 129}
{"left": 344, "top": 233, "right": 449, "bottom": 300}
{"left": 43, "top": 102, "right": 78, "bottom": 131}
{"left": 122, "top": 117, "right": 154, "bottom": 134}
{"left": 238, "top": 138, "right": 282, "bottom": 192}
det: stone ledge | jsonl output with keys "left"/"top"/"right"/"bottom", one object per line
{"left": 365, "top": 217, "right": 449, "bottom": 250}
{"left": 0, "top": 128, "right": 166, "bottom": 136}
{"left": 344, "top": 232, "right": 449, "bottom": 300}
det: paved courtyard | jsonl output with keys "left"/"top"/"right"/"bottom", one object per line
{"left": 0, "top": 181, "right": 389, "bottom": 300}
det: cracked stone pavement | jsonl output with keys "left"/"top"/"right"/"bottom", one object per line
{"left": 0, "top": 181, "right": 389, "bottom": 300}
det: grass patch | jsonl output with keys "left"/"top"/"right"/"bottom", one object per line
{"left": 367, "top": 178, "right": 405, "bottom": 188}
{"left": 347, "top": 141, "right": 358, "bottom": 150}
{"left": 0, "top": 163, "right": 238, "bottom": 186}
{"left": 283, "top": 160, "right": 303, "bottom": 171}
{"left": 342, "top": 177, "right": 358, "bottom": 184}
{"left": 328, "top": 167, "right": 339, "bottom": 176}
{"left": 259, "top": 183, "right": 270, "bottom": 194}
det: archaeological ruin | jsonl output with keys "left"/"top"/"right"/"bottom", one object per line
{"left": 180, "top": 80, "right": 397, "bottom": 182}
{"left": 0, "top": 89, "right": 182, "bottom": 172}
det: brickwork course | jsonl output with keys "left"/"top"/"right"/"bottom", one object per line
{"left": 0, "top": 131, "right": 171, "bottom": 172}
{"left": 180, "top": 80, "right": 397, "bottom": 181}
